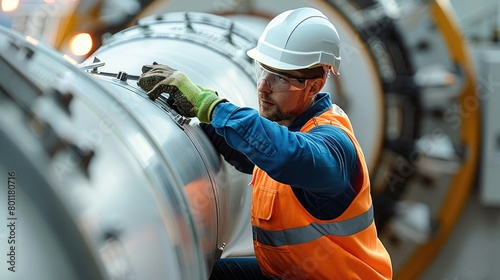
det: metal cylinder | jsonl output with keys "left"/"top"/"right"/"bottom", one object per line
{"left": 0, "top": 11, "right": 258, "bottom": 280}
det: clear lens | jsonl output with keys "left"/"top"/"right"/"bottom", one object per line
{"left": 255, "top": 63, "right": 307, "bottom": 92}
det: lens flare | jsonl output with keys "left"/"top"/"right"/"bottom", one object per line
{"left": 69, "top": 33, "right": 93, "bottom": 56}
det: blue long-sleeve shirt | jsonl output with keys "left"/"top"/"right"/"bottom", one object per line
{"left": 204, "top": 93, "right": 358, "bottom": 219}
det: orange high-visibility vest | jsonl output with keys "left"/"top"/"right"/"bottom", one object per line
{"left": 250, "top": 105, "right": 392, "bottom": 279}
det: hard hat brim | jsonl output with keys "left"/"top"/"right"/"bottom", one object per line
{"left": 247, "top": 47, "right": 340, "bottom": 72}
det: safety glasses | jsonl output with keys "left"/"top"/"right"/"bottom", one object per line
{"left": 255, "top": 62, "right": 310, "bottom": 92}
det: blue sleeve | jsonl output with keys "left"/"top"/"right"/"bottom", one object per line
{"left": 199, "top": 123, "right": 255, "bottom": 174}
{"left": 211, "top": 103, "right": 357, "bottom": 196}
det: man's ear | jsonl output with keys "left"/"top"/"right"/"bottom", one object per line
{"left": 307, "top": 78, "right": 326, "bottom": 97}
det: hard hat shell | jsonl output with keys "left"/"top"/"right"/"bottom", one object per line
{"left": 247, "top": 7, "right": 341, "bottom": 73}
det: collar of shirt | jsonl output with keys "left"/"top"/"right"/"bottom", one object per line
{"left": 287, "top": 92, "right": 333, "bottom": 132}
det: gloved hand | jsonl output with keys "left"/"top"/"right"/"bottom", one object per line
{"left": 137, "top": 63, "right": 224, "bottom": 123}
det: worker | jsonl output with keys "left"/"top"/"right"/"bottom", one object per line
{"left": 137, "top": 7, "right": 392, "bottom": 280}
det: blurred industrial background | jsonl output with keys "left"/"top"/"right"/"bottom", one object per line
{"left": 0, "top": 0, "right": 499, "bottom": 279}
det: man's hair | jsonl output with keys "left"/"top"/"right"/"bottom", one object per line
{"left": 299, "top": 66, "right": 326, "bottom": 79}
{"left": 261, "top": 63, "right": 327, "bottom": 81}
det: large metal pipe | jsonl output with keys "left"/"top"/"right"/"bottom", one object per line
{"left": 0, "top": 11, "right": 258, "bottom": 280}
{"left": 84, "top": 10, "right": 261, "bottom": 261}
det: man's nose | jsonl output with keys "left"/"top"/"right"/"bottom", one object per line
{"left": 257, "top": 78, "right": 272, "bottom": 93}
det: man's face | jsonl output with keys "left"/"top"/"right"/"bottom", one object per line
{"left": 256, "top": 65, "right": 316, "bottom": 126}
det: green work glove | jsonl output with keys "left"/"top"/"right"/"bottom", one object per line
{"left": 137, "top": 63, "right": 224, "bottom": 123}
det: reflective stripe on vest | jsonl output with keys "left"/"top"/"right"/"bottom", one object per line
{"left": 253, "top": 205, "right": 374, "bottom": 247}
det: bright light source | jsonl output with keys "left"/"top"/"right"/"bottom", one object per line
{"left": 69, "top": 33, "right": 93, "bottom": 56}
{"left": 2, "top": 0, "right": 20, "bottom": 12}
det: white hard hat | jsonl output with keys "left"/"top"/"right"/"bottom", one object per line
{"left": 247, "top": 7, "right": 341, "bottom": 74}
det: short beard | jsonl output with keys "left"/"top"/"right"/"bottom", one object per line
{"left": 260, "top": 108, "right": 297, "bottom": 124}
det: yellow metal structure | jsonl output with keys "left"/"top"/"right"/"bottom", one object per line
{"left": 395, "top": 0, "right": 480, "bottom": 278}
